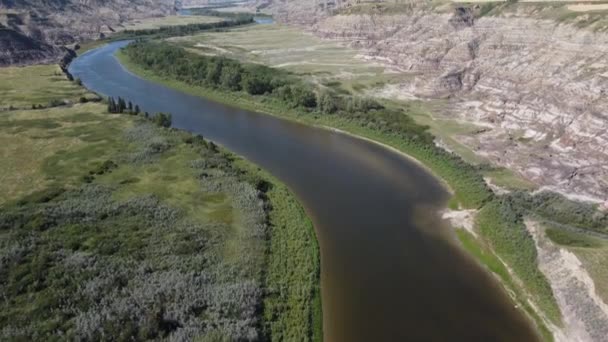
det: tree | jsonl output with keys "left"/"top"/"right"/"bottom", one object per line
{"left": 128, "top": 101, "right": 133, "bottom": 113}
{"left": 107, "top": 97, "right": 115, "bottom": 113}
{"left": 219, "top": 65, "right": 242, "bottom": 91}
{"left": 134, "top": 105, "right": 141, "bottom": 115}
{"left": 205, "top": 59, "right": 224, "bottom": 86}
{"left": 291, "top": 85, "right": 317, "bottom": 108}
{"left": 242, "top": 74, "right": 272, "bottom": 95}
{"left": 117, "top": 97, "right": 126, "bottom": 113}
{"left": 317, "top": 91, "right": 337, "bottom": 114}
{"left": 152, "top": 112, "right": 172, "bottom": 128}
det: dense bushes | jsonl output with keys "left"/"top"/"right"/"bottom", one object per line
{"left": 0, "top": 120, "right": 320, "bottom": 341}
{"left": 476, "top": 198, "right": 562, "bottom": 324}
{"left": 121, "top": 41, "right": 436, "bottom": 142}
{"left": 108, "top": 96, "right": 172, "bottom": 128}
{"left": 0, "top": 123, "right": 256, "bottom": 340}
{"left": 508, "top": 190, "right": 608, "bottom": 234}
{"left": 116, "top": 15, "right": 254, "bottom": 39}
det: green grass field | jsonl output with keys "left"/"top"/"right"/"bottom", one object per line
{"left": 0, "top": 64, "right": 320, "bottom": 340}
{"left": 0, "top": 65, "right": 93, "bottom": 110}
{"left": 119, "top": 15, "right": 222, "bottom": 31}
{"left": 169, "top": 24, "right": 392, "bottom": 87}
{"left": 545, "top": 227, "right": 608, "bottom": 304}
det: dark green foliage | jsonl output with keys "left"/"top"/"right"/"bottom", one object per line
{"left": 545, "top": 228, "right": 602, "bottom": 248}
{"left": 118, "top": 97, "right": 126, "bottom": 113}
{"left": 317, "top": 90, "right": 337, "bottom": 114}
{"left": 107, "top": 97, "right": 117, "bottom": 113}
{"left": 289, "top": 85, "right": 317, "bottom": 108}
{"left": 477, "top": 198, "right": 561, "bottom": 323}
{"left": 121, "top": 41, "right": 300, "bottom": 102}
{"left": 115, "top": 15, "right": 254, "bottom": 40}
{"left": 152, "top": 112, "right": 172, "bottom": 128}
{"left": 48, "top": 99, "right": 64, "bottom": 107}
{"left": 0, "top": 124, "right": 281, "bottom": 341}
{"left": 14, "top": 187, "right": 65, "bottom": 206}
{"left": 241, "top": 65, "right": 275, "bottom": 95}
{"left": 107, "top": 96, "right": 128, "bottom": 114}
{"left": 90, "top": 160, "right": 118, "bottom": 175}
{"left": 219, "top": 64, "right": 243, "bottom": 91}
{"left": 508, "top": 191, "right": 608, "bottom": 233}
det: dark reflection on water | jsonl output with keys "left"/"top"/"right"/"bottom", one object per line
{"left": 70, "top": 41, "right": 540, "bottom": 342}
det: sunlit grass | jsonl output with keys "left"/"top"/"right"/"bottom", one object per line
{"left": 0, "top": 65, "right": 92, "bottom": 109}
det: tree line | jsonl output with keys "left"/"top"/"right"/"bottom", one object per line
{"left": 107, "top": 96, "right": 172, "bottom": 128}
{"left": 123, "top": 41, "right": 493, "bottom": 207}
{"left": 117, "top": 15, "right": 254, "bottom": 40}
{"left": 122, "top": 41, "right": 435, "bottom": 139}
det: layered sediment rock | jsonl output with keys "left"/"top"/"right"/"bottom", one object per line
{"left": 0, "top": 0, "right": 176, "bottom": 65}
{"left": 278, "top": 3, "right": 608, "bottom": 204}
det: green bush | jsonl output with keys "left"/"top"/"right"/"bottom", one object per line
{"left": 476, "top": 198, "right": 561, "bottom": 324}
{"left": 152, "top": 112, "right": 172, "bottom": 128}
{"left": 545, "top": 228, "right": 602, "bottom": 248}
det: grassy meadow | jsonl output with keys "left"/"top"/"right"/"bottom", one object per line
{"left": 0, "top": 63, "right": 320, "bottom": 340}
{"left": 169, "top": 24, "right": 390, "bottom": 88}
{"left": 0, "top": 65, "right": 94, "bottom": 110}
{"left": 119, "top": 15, "right": 222, "bottom": 31}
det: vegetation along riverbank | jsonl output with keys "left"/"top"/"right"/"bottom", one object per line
{"left": 118, "top": 40, "right": 608, "bottom": 340}
{"left": 0, "top": 62, "right": 320, "bottom": 340}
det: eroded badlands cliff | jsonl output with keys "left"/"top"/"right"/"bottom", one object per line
{"left": 0, "top": 0, "right": 176, "bottom": 65}
{"left": 270, "top": 1, "right": 608, "bottom": 206}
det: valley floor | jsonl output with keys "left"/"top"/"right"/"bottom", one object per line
{"left": 120, "top": 19, "right": 608, "bottom": 341}
{"left": 0, "top": 61, "right": 320, "bottom": 340}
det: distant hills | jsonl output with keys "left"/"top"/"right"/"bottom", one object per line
{"left": 0, "top": 0, "right": 176, "bottom": 66}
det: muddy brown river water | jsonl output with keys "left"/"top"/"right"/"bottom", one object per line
{"left": 70, "top": 41, "right": 540, "bottom": 342}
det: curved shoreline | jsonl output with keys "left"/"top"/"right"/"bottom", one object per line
{"left": 87, "top": 45, "right": 544, "bottom": 341}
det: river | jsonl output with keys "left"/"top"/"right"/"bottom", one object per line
{"left": 69, "top": 41, "right": 539, "bottom": 342}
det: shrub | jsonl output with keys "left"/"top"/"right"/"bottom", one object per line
{"left": 153, "top": 113, "right": 172, "bottom": 128}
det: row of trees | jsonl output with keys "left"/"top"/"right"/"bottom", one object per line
{"left": 122, "top": 42, "right": 493, "bottom": 207}
{"left": 108, "top": 96, "right": 140, "bottom": 114}
{"left": 118, "top": 15, "right": 254, "bottom": 39}
{"left": 107, "top": 96, "right": 171, "bottom": 128}
{"left": 123, "top": 42, "right": 434, "bottom": 138}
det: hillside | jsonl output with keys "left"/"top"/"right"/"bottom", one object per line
{"left": 0, "top": 26, "right": 64, "bottom": 66}
{"left": 0, "top": 0, "right": 176, "bottom": 65}
{"left": 263, "top": 0, "right": 608, "bottom": 206}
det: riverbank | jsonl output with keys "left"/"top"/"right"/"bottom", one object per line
{"left": 0, "top": 63, "right": 320, "bottom": 341}
{"left": 116, "top": 44, "right": 561, "bottom": 340}
{"left": 116, "top": 47, "right": 491, "bottom": 209}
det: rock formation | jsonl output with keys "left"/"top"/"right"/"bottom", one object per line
{"left": 269, "top": 1, "right": 608, "bottom": 205}
{"left": 0, "top": 0, "right": 176, "bottom": 66}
